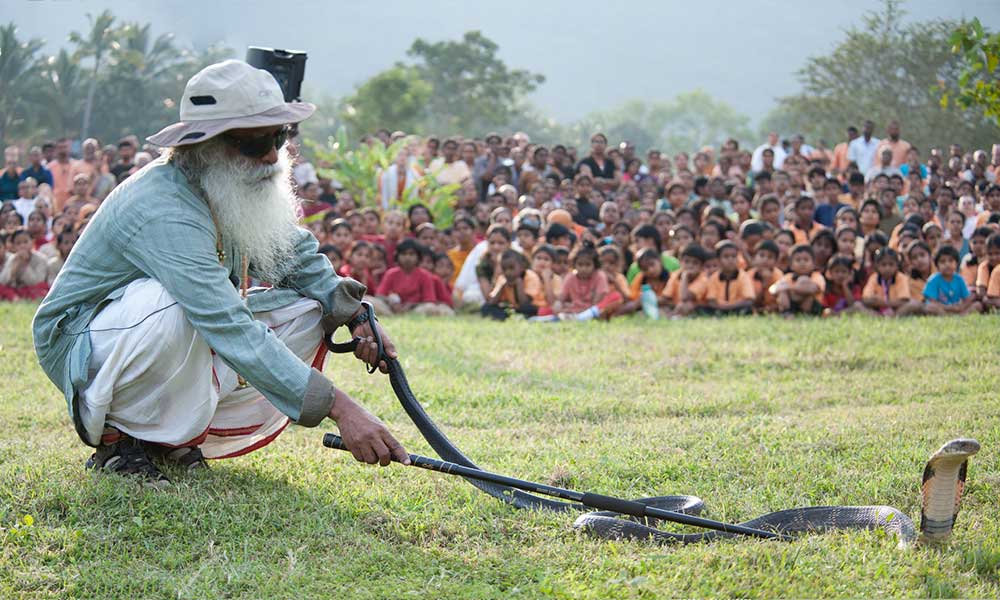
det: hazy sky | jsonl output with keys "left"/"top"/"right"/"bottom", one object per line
{"left": 9, "top": 0, "right": 1000, "bottom": 126}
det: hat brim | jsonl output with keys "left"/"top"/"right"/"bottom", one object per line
{"left": 146, "top": 101, "right": 315, "bottom": 147}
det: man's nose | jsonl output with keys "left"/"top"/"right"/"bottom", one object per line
{"left": 259, "top": 147, "right": 280, "bottom": 165}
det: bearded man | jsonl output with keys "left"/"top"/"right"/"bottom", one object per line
{"left": 33, "top": 60, "right": 408, "bottom": 486}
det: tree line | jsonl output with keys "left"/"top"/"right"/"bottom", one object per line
{"left": 2, "top": 1, "right": 998, "bottom": 155}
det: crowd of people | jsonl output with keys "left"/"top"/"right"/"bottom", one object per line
{"left": 4, "top": 120, "right": 1000, "bottom": 320}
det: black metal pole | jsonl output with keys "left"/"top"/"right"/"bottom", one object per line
{"left": 322, "top": 433, "right": 789, "bottom": 541}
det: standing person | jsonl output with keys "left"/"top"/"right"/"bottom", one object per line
{"left": 1, "top": 146, "right": 22, "bottom": 201}
{"left": 20, "top": 146, "right": 54, "bottom": 188}
{"left": 473, "top": 133, "right": 503, "bottom": 201}
{"left": 110, "top": 137, "right": 138, "bottom": 183}
{"left": 33, "top": 60, "right": 408, "bottom": 485}
{"left": 429, "top": 138, "right": 471, "bottom": 186}
{"left": 847, "top": 120, "right": 880, "bottom": 173}
{"left": 750, "top": 132, "right": 787, "bottom": 173}
{"left": 49, "top": 138, "right": 79, "bottom": 211}
{"left": 874, "top": 120, "right": 912, "bottom": 167}
{"left": 831, "top": 126, "right": 859, "bottom": 174}
{"left": 576, "top": 133, "right": 618, "bottom": 192}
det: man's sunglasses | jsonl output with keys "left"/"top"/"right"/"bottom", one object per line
{"left": 222, "top": 125, "right": 293, "bottom": 159}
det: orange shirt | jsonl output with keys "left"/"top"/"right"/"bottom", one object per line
{"left": 705, "top": 270, "right": 755, "bottom": 307}
{"left": 629, "top": 270, "right": 670, "bottom": 300}
{"left": 791, "top": 222, "right": 824, "bottom": 244}
{"left": 908, "top": 275, "right": 927, "bottom": 300}
{"left": 662, "top": 271, "right": 709, "bottom": 305}
{"left": 748, "top": 267, "right": 780, "bottom": 309}
{"left": 831, "top": 142, "right": 850, "bottom": 173}
{"left": 48, "top": 158, "right": 79, "bottom": 212}
{"left": 961, "top": 261, "right": 979, "bottom": 288}
{"left": 862, "top": 272, "right": 911, "bottom": 302}
{"left": 491, "top": 269, "right": 547, "bottom": 308}
{"left": 772, "top": 271, "right": 826, "bottom": 302}
{"left": 874, "top": 139, "right": 912, "bottom": 167}
{"left": 988, "top": 266, "right": 1000, "bottom": 298}
{"left": 976, "top": 261, "right": 998, "bottom": 290}
{"left": 447, "top": 246, "right": 473, "bottom": 285}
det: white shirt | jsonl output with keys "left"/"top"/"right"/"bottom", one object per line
{"left": 13, "top": 197, "right": 37, "bottom": 223}
{"left": 750, "top": 143, "right": 787, "bottom": 173}
{"left": 847, "top": 136, "right": 881, "bottom": 172}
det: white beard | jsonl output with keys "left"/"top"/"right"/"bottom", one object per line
{"left": 173, "top": 140, "right": 301, "bottom": 284}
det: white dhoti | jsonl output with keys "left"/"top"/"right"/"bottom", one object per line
{"left": 79, "top": 278, "right": 326, "bottom": 459}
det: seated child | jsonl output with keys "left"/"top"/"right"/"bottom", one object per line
{"left": 599, "top": 244, "right": 633, "bottom": 316}
{"left": 483, "top": 249, "right": 546, "bottom": 320}
{"left": 662, "top": 244, "right": 710, "bottom": 317}
{"left": 431, "top": 253, "right": 455, "bottom": 308}
{"left": 961, "top": 227, "right": 991, "bottom": 293}
{"left": 326, "top": 218, "right": 355, "bottom": 258}
{"left": 703, "top": 240, "right": 754, "bottom": 316}
{"left": 975, "top": 233, "right": 1000, "bottom": 299}
{"left": 861, "top": 247, "right": 921, "bottom": 317}
{"left": 906, "top": 241, "right": 934, "bottom": 300}
{"left": 769, "top": 244, "right": 825, "bottom": 316}
{"left": 338, "top": 240, "right": 376, "bottom": 290}
{"left": 626, "top": 247, "right": 672, "bottom": 315}
{"left": 317, "top": 243, "right": 343, "bottom": 272}
{"left": 515, "top": 222, "right": 540, "bottom": 257}
{"left": 625, "top": 224, "right": 680, "bottom": 282}
{"left": 0, "top": 228, "right": 50, "bottom": 301}
{"left": 375, "top": 239, "right": 453, "bottom": 315}
{"left": 923, "top": 245, "right": 981, "bottom": 315}
{"left": 554, "top": 245, "right": 622, "bottom": 321}
{"left": 552, "top": 246, "right": 570, "bottom": 277}
{"left": 530, "top": 244, "right": 563, "bottom": 309}
{"left": 822, "top": 256, "right": 869, "bottom": 316}
{"left": 748, "top": 240, "right": 781, "bottom": 313}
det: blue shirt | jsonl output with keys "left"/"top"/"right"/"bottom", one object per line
{"left": 814, "top": 202, "right": 848, "bottom": 228}
{"left": 922, "top": 272, "right": 969, "bottom": 305}
{"left": 0, "top": 171, "right": 20, "bottom": 200}
{"left": 33, "top": 157, "right": 365, "bottom": 444}
{"left": 20, "top": 164, "right": 54, "bottom": 187}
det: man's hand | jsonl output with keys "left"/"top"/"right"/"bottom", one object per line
{"left": 329, "top": 388, "right": 409, "bottom": 466}
{"left": 350, "top": 311, "right": 398, "bottom": 373}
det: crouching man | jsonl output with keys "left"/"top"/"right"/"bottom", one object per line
{"left": 33, "top": 60, "right": 408, "bottom": 486}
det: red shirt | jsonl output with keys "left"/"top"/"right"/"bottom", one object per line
{"left": 432, "top": 275, "right": 453, "bottom": 307}
{"left": 376, "top": 266, "right": 439, "bottom": 304}
{"left": 559, "top": 270, "right": 610, "bottom": 312}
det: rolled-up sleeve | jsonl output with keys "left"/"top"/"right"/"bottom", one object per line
{"left": 279, "top": 228, "right": 366, "bottom": 333}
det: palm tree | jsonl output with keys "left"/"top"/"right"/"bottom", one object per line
{"left": 38, "top": 49, "right": 86, "bottom": 139}
{"left": 70, "top": 10, "right": 117, "bottom": 140}
{"left": 0, "top": 23, "right": 46, "bottom": 146}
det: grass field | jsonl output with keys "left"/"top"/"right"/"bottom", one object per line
{"left": 2, "top": 300, "right": 1000, "bottom": 599}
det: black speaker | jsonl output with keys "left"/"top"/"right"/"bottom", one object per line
{"left": 245, "top": 47, "right": 307, "bottom": 102}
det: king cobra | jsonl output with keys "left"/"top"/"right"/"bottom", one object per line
{"left": 327, "top": 304, "right": 979, "bottom": 546}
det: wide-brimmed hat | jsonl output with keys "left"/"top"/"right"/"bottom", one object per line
{"left": 147, "top": 59, "right": 315, "bottom": 148}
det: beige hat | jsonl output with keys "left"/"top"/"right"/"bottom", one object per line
{"left": 147, "top": 60, "right": 315, "bottom": 147}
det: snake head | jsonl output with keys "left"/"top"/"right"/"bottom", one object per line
{"left": 930, "top": 438, "right": 980, "bottom": 461}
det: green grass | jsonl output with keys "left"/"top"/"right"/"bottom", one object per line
{"left": 2, "top": 301, "right": 1000, "bottom": 599}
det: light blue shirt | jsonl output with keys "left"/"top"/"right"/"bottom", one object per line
{"left": 33, "top": 157, "right": 364, "bottom": 443}
{"left": 922, "top": 272, "right": 969, "bottom": 305}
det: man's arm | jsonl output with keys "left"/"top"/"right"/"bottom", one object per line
{"left": 279, "top": 227, "right": 366, "bottom": 331}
